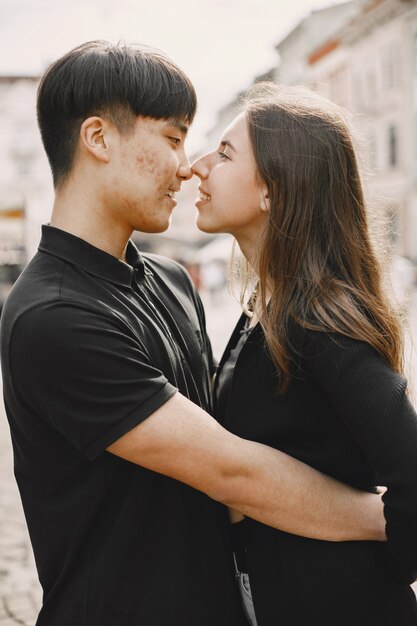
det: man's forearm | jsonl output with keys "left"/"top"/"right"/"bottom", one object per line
{"left": 108, "top": 392, "right": 386, "bottom": 542}
{"left": 216, "top": 438, "right": 386, "bottom": 542}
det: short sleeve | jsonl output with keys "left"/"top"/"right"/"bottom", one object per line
{"left": 9, "top": 301, "right": 177, "bottom": 460}
{"left": 304, "top": 330, "right": 417, "bottom": 583}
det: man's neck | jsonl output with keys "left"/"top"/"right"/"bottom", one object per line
{"left": 51, "top": 187, "right": 132, "bottom": 261}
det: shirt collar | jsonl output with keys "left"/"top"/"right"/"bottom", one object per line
{"left": 38, "top": 224, "right": 149, "bottom": 288}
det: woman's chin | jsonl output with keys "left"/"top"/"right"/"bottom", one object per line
{"left": 195, "top": 215, "right": 222, "bottom": 235}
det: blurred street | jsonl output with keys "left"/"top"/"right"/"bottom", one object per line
{"left": 1, "top": 286, "right": 417, "bottom": 625}
{"left": 0, "top": 386, "right": 41, "bottom": 625}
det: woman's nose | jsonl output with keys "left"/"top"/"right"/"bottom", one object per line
{"left": 191, "top": 155, "right": 209, "bottom": 179}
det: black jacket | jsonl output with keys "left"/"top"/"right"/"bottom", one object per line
{"left": 217, "top": 314, "right": 417, "bottom": 626}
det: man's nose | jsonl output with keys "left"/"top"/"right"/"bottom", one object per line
{"left": 178, "top": 153, "right": 192, "bottom": 181}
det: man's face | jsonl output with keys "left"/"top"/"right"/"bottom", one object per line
{"left": 105, "top": 116, "right": 192, "bottom": 233}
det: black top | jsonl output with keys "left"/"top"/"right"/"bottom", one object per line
{"left": 217, "top": 314, "right": 417, "bottom": 625}
{"left": 0, "top": 225, "right": 247, "bottom": 626}
{"left": 216, "top": 318, "right": 252, "bottom": 421}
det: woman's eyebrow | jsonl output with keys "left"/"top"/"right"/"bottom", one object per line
{"left": 220, "top": 139, "right": 236, "bottom": 152}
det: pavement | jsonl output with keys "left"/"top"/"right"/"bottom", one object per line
{"left": 0, "top": 388, "right": 41, "bottom": 625}
{"left": 0, "top": 287, "right": 417, "bottom": 625}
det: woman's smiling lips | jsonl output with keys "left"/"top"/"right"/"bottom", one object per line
{"left": 196, "top": 187, "right": 211, "bottom": 204}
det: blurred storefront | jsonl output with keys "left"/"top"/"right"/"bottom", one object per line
{"left": 0, "top": 199, "right": 25, "bottom": 314}
{"left": 0, "top": 76, "right": 53, "bottom": 311}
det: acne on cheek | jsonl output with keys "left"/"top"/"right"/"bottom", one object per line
{"left": 135, "top": 151, "right": 171, "bottom": 189}
{"left": 136, "top": 151, "right": 156, "bottom": 172}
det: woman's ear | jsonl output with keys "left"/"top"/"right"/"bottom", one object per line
{"left": 259, "top": 186, "right": 270, "bottom": 213}
{"left": 79, "top": 116, "right": 110, "bottom": 164}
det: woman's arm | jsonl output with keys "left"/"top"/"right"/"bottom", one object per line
{"left": 304, "top": 331, "right": 417, "bottom": 583}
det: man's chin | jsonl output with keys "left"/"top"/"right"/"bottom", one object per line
{"left": 134, "top": 219, "right": 171, "bottom": 235}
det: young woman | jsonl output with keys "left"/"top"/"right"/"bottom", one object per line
{"left": 192, "top": 84, "right": 417, "bottom": 625}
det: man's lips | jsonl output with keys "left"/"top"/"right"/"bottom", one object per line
{"left": 165, "top": 187, "right": 181, "bottom": 199}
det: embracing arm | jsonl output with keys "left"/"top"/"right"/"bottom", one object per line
{"left": 12, "top": 302, "right": 384, "bottom": 546}
{"left": 108, "top": 391, "right": 385, "bottom": 542}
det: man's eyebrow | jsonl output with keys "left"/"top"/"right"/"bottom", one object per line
{"left": 165, "top": 119, "right": 189, "bottom": 135}
{"left": 220, "top": 139, "right": 236, "bottom": 152}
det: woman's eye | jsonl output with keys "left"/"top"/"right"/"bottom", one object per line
{"left": 170, "top": 137, "right": 181, "bottom": 146}
{"left": 218, "top": 150, "right": 230, "bottom": 160}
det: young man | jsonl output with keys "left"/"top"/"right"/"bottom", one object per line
{"left": 0, "top": 41, "right": 385, "bottom": 626}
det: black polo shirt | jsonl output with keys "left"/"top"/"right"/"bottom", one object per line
{"left": 0, "top": 225, "right": 246, "bottom": 626}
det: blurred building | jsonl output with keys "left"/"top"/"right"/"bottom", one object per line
{"left": 308, "top": 0, "right": 417, "bottom": 259}
{"left": 0, "top": 76, "right": 53, "bottom": 310}
{"left": 205, "top": 67, "right": 276, "bottom": 149}
{"left": 205, "top": 0, "right": 417, "bottom": 263}
{"left": 3, "top": 0, "right": 417, "bottom": 303}
{"left": 273, "top": 0, "right": 364, "bottom": 86}
{"left": 205, "top": 1, "right": 365, "bottom": 148}
{"left": 0, "top": 76, "right": 53, "bottom": 255}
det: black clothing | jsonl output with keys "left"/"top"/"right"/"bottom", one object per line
{"left": 217, "top": 314, "right": 417, "bottom": 625}
{"left": 0, "top": 225, "right": 247, "bottom": 626}
{"left": 216, "top": 319, "right": 252, "bottom": 421}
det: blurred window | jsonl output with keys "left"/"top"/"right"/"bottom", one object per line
{"left": 383, "top": 41, "right": 400, "bottom": 90}
{"left": 367, "top": 64, "right": 377, "bottom": 101}
{"left": 388, "top": 125, "right": 398, "bottom": 168}
{"left": 15, "top": 155, "right": 32, "bottom": 177}
{"left": 353, "top": 72, "right": 363, "bottom": 109}
{"left": 414, "top": 32, "right": 417, "bottom": 74}
{"left": 329, "top": 66, "right": 348, "bottom": 107}
{"left": 415, "top": 113, "right": 417, "bottom": 158}
{"left": 0, "top": 84, "right": 8, "bottom": 114}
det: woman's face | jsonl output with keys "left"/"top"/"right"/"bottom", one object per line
{"left": 192, "top": 112, "right": 268, "bottom": 241}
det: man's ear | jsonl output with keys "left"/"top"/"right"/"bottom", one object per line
{"left": 259, "top": 186, "right": 270, "bottom": 213}
{"left": 79, "top": 116, "right": 110, "bottom": 163}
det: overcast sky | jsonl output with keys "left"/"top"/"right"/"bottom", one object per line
{"left": 0, "top": 0, "right": 347, "bottom": 152}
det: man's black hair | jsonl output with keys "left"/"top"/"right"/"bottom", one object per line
{"left": 37, "top": 40, "right": 197, "bottom": 187}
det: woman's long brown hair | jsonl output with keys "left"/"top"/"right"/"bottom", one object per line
{"left": 244, "top": 83, "right": 403, "bottom": 393}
